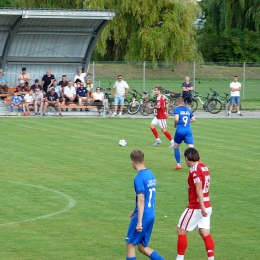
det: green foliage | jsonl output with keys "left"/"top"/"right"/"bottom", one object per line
{"left": 0, "top": 0, "right": 19, "bottom": 7}
{"left": 17, "top": 0, "right": 81, "bottom": 8}
{"left": 197, "top": 28, "right": 260, "bottom": 62}
{"left": 87, "top": 0, "right": 202, "bottom": 62}
{"left": 197, "top": 0, "right": 260, "bottom": 61}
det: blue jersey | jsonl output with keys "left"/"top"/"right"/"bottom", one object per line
{"left": 174, "top": 106, "right": 193, "bottom": 131}
{"left": 174, "top": 106, "right": 194, "bottom": 145}
{"left": 12, "top": 96, "right": 21, "bottom": 104}
{"left": 133, "top": 169, "right": 156, "bottom": 219}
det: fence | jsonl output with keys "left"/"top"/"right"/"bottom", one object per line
{"left": 3, "top": 62, "right": 260, "bottom": 100}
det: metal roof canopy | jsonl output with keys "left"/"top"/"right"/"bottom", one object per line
{"left": 0, "top": 8, "right": 116, "bottom": 71}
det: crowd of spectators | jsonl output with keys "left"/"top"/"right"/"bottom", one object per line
{"left": 0, "top": 67, "right": 103, "bottom": 117}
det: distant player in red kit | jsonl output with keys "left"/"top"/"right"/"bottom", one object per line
{"left": 175, "top": 147, "right": 215, "bottom": 260}
{"left": 148, "top": 86, "right": 174, "bottom": 147}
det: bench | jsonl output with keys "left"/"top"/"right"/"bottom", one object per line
{"left": 4, "top": 98, "right": 102, "bottom": 116}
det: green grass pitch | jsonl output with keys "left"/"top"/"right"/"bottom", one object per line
{"left": 0, "top": 117, "right": 259, "bottom": 259}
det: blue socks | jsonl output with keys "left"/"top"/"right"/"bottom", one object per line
{"left": 150, "top": 250, "right": 165, "bottom": 260}
{"left": 174, "top": 148, "right": 181, "bottom": 164}
{"left": 126, "top": 251, "right": 164, "bottom": 260}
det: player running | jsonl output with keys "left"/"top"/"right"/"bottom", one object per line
{"left": 148, "top": 86, "right": 174, "bottom": 147}
{"left": 172, "top": 97, "right": 195, "bottom": 170}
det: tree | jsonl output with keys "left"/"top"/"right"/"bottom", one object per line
{"left": 196, "top": 0, "right": 260, "bottom": 61}
{"left": 84, "top": 0, "right": 202, "bottom": 61}
{"left": 208, "top": 0, "right": 260, "bottom": 33}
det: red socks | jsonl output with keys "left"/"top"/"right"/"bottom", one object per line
{"left": 151, "top": 128, "right": 159, "bottom": 139}
{"left": 151, "top": 128, "right": 172, "bottom": 141}
{"left": 163, "top": 130, "right": 172, "bottom": 141}
{"left": 177, "top": 234, "right": 187, "bottom": 255}
{"left": 203, "top": 234, "right": 215, "bottom": 257}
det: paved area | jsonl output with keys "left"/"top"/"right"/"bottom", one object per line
{"left": 1, "top": 110, "right": 259, "bottom": 118}
{"left": 114, "top": 110, "right": 260, "bottom": 119}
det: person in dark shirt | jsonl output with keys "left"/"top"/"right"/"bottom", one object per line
{"left": 30, "top": 79, "right": 43, "bottom": 92}
{"left": 42, "top": 88, "right": 62, "bottom": 117}
{"left": 42, "top": 70, "right": 55, "bottom": 93}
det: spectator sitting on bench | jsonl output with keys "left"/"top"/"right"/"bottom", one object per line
{"left": 16, "top": 80, "right": 28, "bottom": 99}
{"left": 59, "top": 75, "right": 68, "bottom": 90}
{"left": 32, "top": 87, "right": 44, "bottom": 116}
{"left": 10, "top": 90, "right": 22, "bottom": 116}
{"left": 75, "top": 78, "right": 81, "bottom": 90}
{"left": 92, "top": 87, "right": 104, "bottom": 117}
{"left": 22, "top": 89, "right": 34, "bottom": 116}
{"left": 76, "top": 81, "right": 88, "bottom": 107}
{"left": 64, "top": 80, "right": 77, "bottom": 104}
{"left": 43, "top": 88, "right": 63, "bottom": 117}
{"left": 86, "top": 78, "right": 93, "bottom": 98}
{"left": 0, "top": 69, "right": 9, "bottom": 94}
{"left": 50, "top": 80, "right": 65, "bottom": 104}
{"left": 30, "top": 79, "right": 43, "bottom": 92}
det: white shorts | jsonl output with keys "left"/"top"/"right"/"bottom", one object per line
{"left": 178, "top": 207, "right": 212, "bottom": 231}
{"left": 151, "top": 117, "right": 167, "bottom": 129}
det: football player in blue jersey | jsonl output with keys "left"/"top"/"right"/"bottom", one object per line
{"left": 172, "top": 97, "right": 195, "bottom": 170}
{"left": 125, "top": 150, "right": 164, "bottom": 260}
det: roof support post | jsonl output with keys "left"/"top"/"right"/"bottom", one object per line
{"left": 82, "top": 20, "right": 110, "bottom": 71}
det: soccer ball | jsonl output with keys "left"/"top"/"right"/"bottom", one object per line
{"left": 119, "top": 139, "right": 127, "bottom": 147}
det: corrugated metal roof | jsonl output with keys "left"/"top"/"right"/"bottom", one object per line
{"left": 0, "top": 8, "right": 116, "bottom": 78}
{"left": 9, "top": 35, "right": 90, "bottom": 57}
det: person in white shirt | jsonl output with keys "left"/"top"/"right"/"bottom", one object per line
{"left": 92, "top": 87, "right": 104, "bottom": 117}
{"left": 228, "top": 75, "right": 242, "bottom": 116}
{"left": 64, "top": 80, "right": 77, "bottom": 103}
{"left": 22, "top": 89, "right": 34, "bottom": 116}
{"left": 74, "top": 69, "right": 93, "bottom": 87}
{"left": 112, "top": 75, "right": 129, "bottom": 116}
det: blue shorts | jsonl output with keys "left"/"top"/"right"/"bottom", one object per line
{"left": 230, "top": 96, "right": 240, "bottom": 105}
{"left": 174, "top": 130, "right": 194, "bottom": 145}
{"left": 114, "top": 96, "right": 125, "bottom": 106}
{"left": 125, "top": 217, "right": 154, "bottom": 246}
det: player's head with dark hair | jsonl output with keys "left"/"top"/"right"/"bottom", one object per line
{"left": 130, "top": 150, "right": 144, "bottom": 164}
{"left": 155, "top": 86, "right": 162, "bottom": 92}
{"left": 184, "top": 147, "right": 200, "bottom": 162}
{"left": 176, "top": 97, "right": 185, "bottom": 106}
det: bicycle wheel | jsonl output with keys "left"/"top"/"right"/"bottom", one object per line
{"left": 141, "top": 101, "right": 154, "bottom": 116}
{"left": 207, "top": 99, "right": 222, "bottom": 114}
{"left": 191, "top": 99, "right": 198, "bottom": 113}
{"left": 128, "top": 100, "right": 141, "bottom": 115}
{"left": 169, "top": 99, "right": 177, "bottom": 116}
{"left": 121, "top": 100, "right": 129, "bottom": 114}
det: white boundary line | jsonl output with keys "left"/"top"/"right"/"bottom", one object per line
{"left": 0, "top": 181, "right": 76, "bottom": 227}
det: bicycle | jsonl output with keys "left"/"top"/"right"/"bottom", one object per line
{"left": 126, "top": 89, "right": 141, "bottom": 115}
{"left": 193, "top": 91, "right": 222, "bottom": 114}
{"left": 129, "top": 89, "right": 155, "bottom": 116}
{"left": 210, "top": 88, "right": 240, "bottom": 114}
{"left": 162, "top": 89, "right": 181, "bottom": 116}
